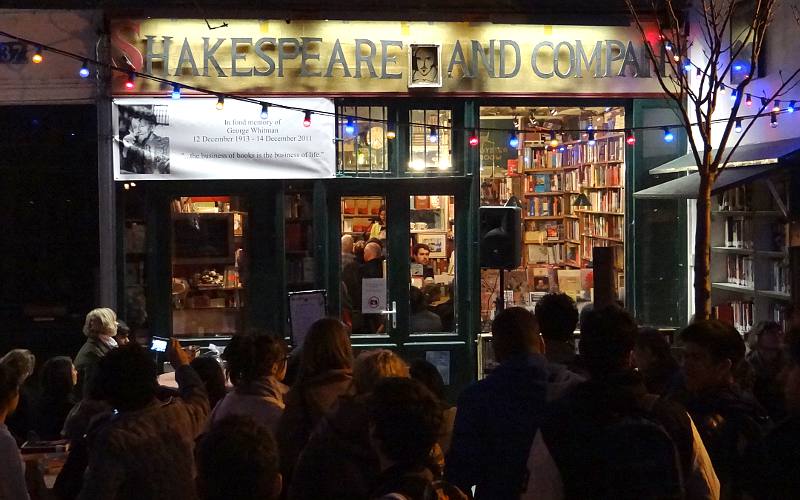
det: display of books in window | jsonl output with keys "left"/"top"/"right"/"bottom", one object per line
{"left": 723, "top": 217, "right": 752, "bottom": 249}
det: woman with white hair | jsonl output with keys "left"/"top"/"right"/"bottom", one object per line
{"left": 74, "top": 308, "right": 119, "bottom": 399}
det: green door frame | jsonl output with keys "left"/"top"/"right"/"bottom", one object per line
{"left": 325, "top": 176, "right": 477, "bottom": 400}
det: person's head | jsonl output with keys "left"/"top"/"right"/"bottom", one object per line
{"left": 634, "top": 327, "right": 676, "bottom": 373}
{"left": 0, "top": 349, "right": 36, "bottom": 385}
{"left": 784, "top": 327, "right": 800, "bottom": 415}
{"left": 364, "top": 241, "right": 382, "bottom": 262}
{"left": 414, "top": 46, "right": 437, "bottom": 77}
{"left": 353, "top": 240, "right": 366, "bottom": 260}
{"left": 368, "top": 378, "right": 442, "bottom": 468}
{"left": 352, "top": 349, "right": 409, "bottom": 395}
{"left": 223, "top": 333, "right": 288, "bottom": 387}
{"left": 297, "top": 318, "right": 353, "bottom": 383}
{"left": 95, "top": 343, "right": 158, "bottom": 412}
{"left": 129, "top": 108, "right": 157, "bottom": 141}
{"left": 0, "top": 364, "right": 20, "bottom": 418}
{"left": 190, "top": 356, "right": 227, "bottom": 409}
{"left": 378, "top": 207, "right": 386, "bottom": 225}
{"left": 412, "top": 243, "right": 431, "bottom": 266}
{"left": 491, "top": 307, "right": 543, "bottom": 362}
{"left": 748, "top": 321, "right": 784, "bottom": 357}
{"left": 679, "top": 319, "right": 745, "bottom": 394}
{"left": 409, "top": 286, "right": 429, "bottom": 314}
{"left": 83, "top": 307, "right": 118, "bottom": 338}
{"left": 196, "top": 416, "right": 282, "bottom": 500}
{"left": 116, "top": 320, "right": 131, "bottom": 346}
{"left": 535, "top": 293, "right": 579, "bottom": 343}
{"left": 409, "top": 359, "right": 446, "bottom": 401}
{"left": 579, "top": 305, "right": 638, "bottom": 379}
{"left": 40, "top": 356, "right": 76, "bottom": 399}
{"left": 341, "top": 234, "right": 354, "bottom": 254}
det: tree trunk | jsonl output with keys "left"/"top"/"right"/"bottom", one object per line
{"left": 693, "top": 172, "right": 715, "bottom": 320}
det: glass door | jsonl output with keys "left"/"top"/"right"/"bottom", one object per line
{"left": 408, "top": 193, "right": 457, "bottom": 334}
{"left": 339, "top": 195, "right": 391, "bottom": 336}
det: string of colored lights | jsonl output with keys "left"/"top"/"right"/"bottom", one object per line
{"left": 4, "top": 29, "right": 797, "bottom": 148}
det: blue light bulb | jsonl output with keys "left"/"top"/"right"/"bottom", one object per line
{"left": 663, "top": 128, "right": 674, "bottom": 143}
{"left": 345, "top": 117, "right": 355, "bottom": 135}
{"left": 79, "top": 63, "right": 90, "bottom": 78}
{"left": 508, "top": 133, "right": 519, "bottom": 148}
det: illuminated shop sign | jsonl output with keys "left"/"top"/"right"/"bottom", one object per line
{"left": 111, "top": 19, "right": 665, "bottom": 95}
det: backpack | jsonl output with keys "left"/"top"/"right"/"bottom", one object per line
{"left": 590, "top": 412, "right": 685, "bottom": 500}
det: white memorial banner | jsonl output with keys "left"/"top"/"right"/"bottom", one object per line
{"left": 112, "top": 97, "right": 335, "bottom": 180}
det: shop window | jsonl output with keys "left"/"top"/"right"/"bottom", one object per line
{"left": 478, "top": 105, "right": 626, "bottom": 327}
{"left": 409, "top": 194, "right": 456, "bottom": 333}
{"left": 337, "top": 106, "right": 389, "bottom": 173}
{"left": 123, "top": 185, "right": 148, "bottom": 338}
{"left": 408, "top": 109, "right": 452, "bottom": 172}
{"left": 170, "top": 196, "right": 248, "bottom": 336}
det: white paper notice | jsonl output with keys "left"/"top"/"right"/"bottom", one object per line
{"left": 112, "top": 97, "right": 335, "bottom": 180}
{"left": 361, "top": 278, "right": 386, "bottom": 314}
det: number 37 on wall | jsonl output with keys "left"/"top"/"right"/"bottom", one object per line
{"left": 0, "top": 42, "right": 28, "bottom": 64}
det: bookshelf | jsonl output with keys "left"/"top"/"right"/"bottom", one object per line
{"left": 710, "top": 175, "right": 792, "bottom": 334}
{"left": 520, "top": 132, "right": 626, "bottom": 280}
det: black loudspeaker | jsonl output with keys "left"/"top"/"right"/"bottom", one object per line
{"left": 479, "top": 206, "right": 522, "bottom": 269}
{"left": 592, "top": 246, "right": 616, "bottom": 309}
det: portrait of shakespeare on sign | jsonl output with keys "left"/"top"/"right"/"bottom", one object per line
{"left": 409, "top": 44, "right": 442, "bottom": 88}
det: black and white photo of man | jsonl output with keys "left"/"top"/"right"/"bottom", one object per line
{"left": 118, "top": 105, "right": 170, "bottom": 174}
{"left": 409, "top": 44, "right": 441, "bottom": 87}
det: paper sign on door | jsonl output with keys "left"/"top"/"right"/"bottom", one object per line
{"left": 361, "top": 278, "right": 387, "bottom": 314}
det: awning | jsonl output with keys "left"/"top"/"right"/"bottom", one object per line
{"left": 649, "top": 136, "right": 800, "bottom": 174}
{"left": 634, "top": 163, "right": 782, "bottom": 199}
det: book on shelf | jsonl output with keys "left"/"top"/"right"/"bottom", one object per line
{"left": 770, "top": 303, "right": 790, "bottom": 333}
{"left": 723, "top": 217, "right": 751, "bottom": 249}
{"left": 544, "top": 222, "right": 561, "bottom": 240}
{"left": 528, "top": 173, "right": 561, "bottom": 192}
{"left": 527, "top": 244, "right": 550, "bottom": 264}
{"left": 586, "top": 190, "right": 623, "bottom": 212}
{"left": 528, "top": 197, "right": 562, "bottom": 217}
{"left": 718, "top": 185, "right": 750, "bottom": 211}
{"left": 713, "top": 301, "right": 754, "bottom": 334}
{"left": 772, "top": 261, "right": 790, "bottom": 294}
{"left": 725, "top": 255, "right": 754, "bottom": 288}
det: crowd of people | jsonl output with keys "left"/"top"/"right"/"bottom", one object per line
{"left": 1, "top": 298, "right": 799, "bottom": 499}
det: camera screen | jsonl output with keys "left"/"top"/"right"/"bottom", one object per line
{"left": 150, "top": 338, "right": 168, "bottom": 353}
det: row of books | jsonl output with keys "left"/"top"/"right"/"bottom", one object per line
{"left": 527, "top": 243, "right": 578, "bottom": 265}
{"left": 583, "top": 191, "right": 623, "bottom": 213}
{"left": 528, "top": 196, "right": 563, "bottom": 217}
{"left": 725, "top": 255, "right": 754, "bottom": 288}
{"left": 581, "top": 214, "right": 623, "bottom": 239}
{"left": 578, "top": 164, "right": 623, "bottom": 188}
{"left": 713, "top": 301, "right": 754, "bottom": 334}
{"left": 522, "top": 137, "right": 625, "bottom": 170}
{"left": 770, "top": 303, "right": 790, "bottom": 333}
{"left": 564, "top": 219, "right": 580, "bottom": 241}
{"left": 718, "top": 186, "right": 750, "bottom": 211}
{"left": 722, "top": 217, "right": 752, "bottom": 249}
{"left": 580, "top": 238, "right": 624, "bottom": 266}
{"left": 772, "top": 261, "right": 791, "bottom": 294}
{"left": 527, "top": 173, "right": 563, "bottom": 193}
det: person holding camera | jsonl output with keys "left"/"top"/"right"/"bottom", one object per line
{"left": 76, "top": 339, "right": 209, "bottom": 500}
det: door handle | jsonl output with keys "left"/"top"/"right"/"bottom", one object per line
{"left": 381, "top": 301, "right": 397, "bottom": 329}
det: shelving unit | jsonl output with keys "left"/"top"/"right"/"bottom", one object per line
{"left": 519, "top": 132, "right": 626, "bottom": 280}
{"left": 170, "top": 200, "right": 247, "bottom": 337}
{"left": 285, "top": 189, "right": 316, "bottom": 291}
{"left": 341, "top": 196, "right": 384, "bottom": 237}
{"left": 710, "top": 177, "right": 792, "bottom": 333}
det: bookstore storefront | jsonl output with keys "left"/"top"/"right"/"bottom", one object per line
{"left": 109, "top": 18, "right": 688, "bottom": 390}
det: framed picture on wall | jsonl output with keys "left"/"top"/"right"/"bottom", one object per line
{"left": 418, "top": 232, "right": 447, "bottom": 258}
{"left": 408, "top": 44, "right": 442, "bottom": 88}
